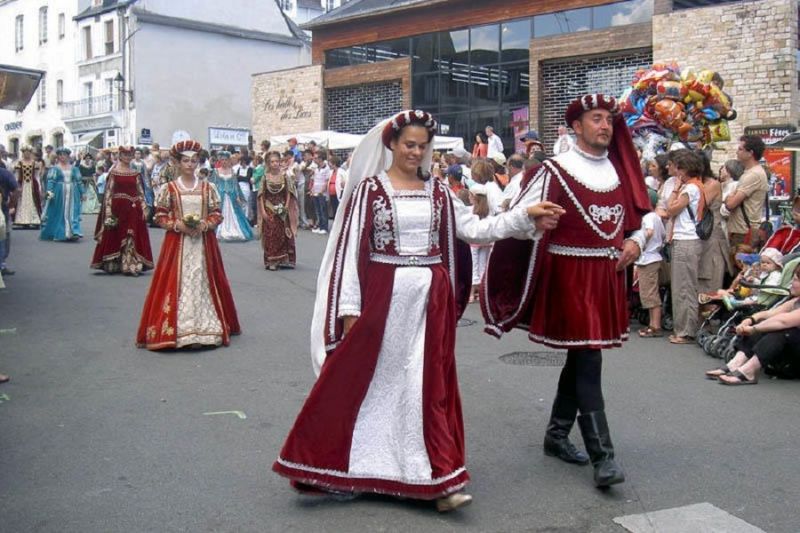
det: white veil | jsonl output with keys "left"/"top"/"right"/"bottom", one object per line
{"left": 309, "top": 111, "right": 435, "bottom": 375}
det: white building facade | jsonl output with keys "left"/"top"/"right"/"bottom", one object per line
{"left": 0, "top": 0, "right": 81, "bottom": 157}
{"left": 1, "top": 0, "right": 310, "bottom": 155}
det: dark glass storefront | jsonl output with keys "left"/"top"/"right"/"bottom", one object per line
{"left": 324, "top": 0, "right": 653, "bottom": 152}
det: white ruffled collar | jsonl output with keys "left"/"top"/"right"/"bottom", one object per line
{"left": 553, "top": 147, "right": 619, "bottom": 193}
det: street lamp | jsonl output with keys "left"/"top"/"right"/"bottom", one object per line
{"left": 113, "top": 72, "right": 133, "bottom": 108}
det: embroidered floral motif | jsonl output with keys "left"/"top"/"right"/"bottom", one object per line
{"left": 146, "top": 326, "right": 157, "bottom": 340}
{"left": 372, "top": 196, "right": 394, "bottom": 252}
{"left": 430, "top": 197, "right": 443, "bottom": 249}
{"left": 162, "top": 293, "right": 172, "bottom": 315}
{"left": 161, "top": 321, "right": 174, "bottom": 336}
{"left": 588, "top": 204, "right": 623, "bottom": 226}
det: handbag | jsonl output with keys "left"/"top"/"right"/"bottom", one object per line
{"left": 660, "top": 241, "right": 672, "bottom": 262}
{"left": 687, "top": 191, "right": 713, "bottom": 241}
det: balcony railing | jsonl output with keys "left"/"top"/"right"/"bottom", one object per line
{"left": 61, "top": 94, "right": 121, "bottom": 119}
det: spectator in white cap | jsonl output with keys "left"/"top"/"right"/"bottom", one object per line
{"left": 485, "top": 125, "right": 504, "bottom": 158}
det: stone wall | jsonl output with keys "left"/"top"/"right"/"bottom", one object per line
{"left": 326, "top": 82, "right": 404, "bottom": 134}
{"left": 653, "top": 0, "right": 799, "bottom": 165}
{"left": 251, "top": 65, "right": 324, "bottom": 142}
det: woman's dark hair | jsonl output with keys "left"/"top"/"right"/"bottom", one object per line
{"left": 672, "top": 150, "right": 704, "bottom": 177}
{"left": 699, "top": 151, "right": 714, "bottom": 179}
{"left": 653, "top": 153, "right": 669, "bottom": 180}
{"left": 475, "top": 131, "right": 488, "bottom": 144}
{"left": 471, "top": 192, "right": 490, "bottom": 219}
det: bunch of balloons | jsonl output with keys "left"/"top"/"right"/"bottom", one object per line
{"left": 619, "top": 62, "right": 737, "bottom": 160}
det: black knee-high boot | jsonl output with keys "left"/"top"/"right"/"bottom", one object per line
{"left": 543, "top": 394, "right": 589, "bottom": 465}
{"left": 577, "top": 411, "right": 625, "bottom": 487}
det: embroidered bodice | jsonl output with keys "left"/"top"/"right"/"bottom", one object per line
{"left": 543, "top": 158, "right": 626, "bottom": 250}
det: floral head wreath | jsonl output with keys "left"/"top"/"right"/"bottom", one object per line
{"left": 564, "top": 93, "right": 619, "bottom": 126}
{"left": 170, "top": 139, "right": 202, "bottom": 159}
{"left": 381, "top": 109, "right": 438, "bottom": 149}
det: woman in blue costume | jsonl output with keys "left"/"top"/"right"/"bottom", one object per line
{"left": 40, "top": 147, "right": 84, "bottom": 241}
{"left": 210, "top": 151, "right": 253, "bottom": 242}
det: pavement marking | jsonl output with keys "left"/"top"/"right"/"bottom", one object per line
{"left": 203, "top": 410, "right": 247, "bottom": 419}
{"left": 0, "top": 328, "right": 17, "bottom": 335}
{"left": 0, "top": 393, "right": 10, "bottom": 404}
{"left": 614, "top": 502, "right": 766, "bottom": 533}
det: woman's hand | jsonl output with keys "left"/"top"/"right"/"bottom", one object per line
{"left": 342, "top": 315, "right": 358, "bottom": 335}
{"left": 735, "top": 318, "right": 755, "bottom": 336}
{"left": 527, "top": 201, "right": 565, "bottom": 231}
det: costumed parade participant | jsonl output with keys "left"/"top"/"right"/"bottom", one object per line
{"left": 258, "top": 151, "right": 298, "bottom": 270}
{"left": 210, "top": 151, "right": 253, "bottom": 242}
{"left": 90, "top": 145, "right": 154, "bottom": 276}
{"left": 482, "top": 94, "right": 651, "bottom": 488}
{"left": 272, "top": 110, "right": 563, "bottom": 511}
{"left": 136, "top": 140, "right": 240, "bottom": 350}
{"left": 40, "top": 148, "right": 84, "bottom": 242}
{"left": 79, "top": 153, "right": 101, "bottom": 214}
{"left": 12, "top": 146, "right": 42, "bottom": 228}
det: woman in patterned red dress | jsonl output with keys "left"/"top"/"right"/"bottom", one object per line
{"left": 91, "top": 145, "right": 153, "bottom": 275}
{"left": 258, "top": 151, "right": 299, "bottom": 270}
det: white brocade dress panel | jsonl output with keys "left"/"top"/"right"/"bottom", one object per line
{"left": 176, "top": 192, "right": 223, "bottom": 347}
{"left": 16, "top": 180, "right": 40, "bottom": 225}
{"left": 348, "top": 195, "right": 435, "bottom": 482}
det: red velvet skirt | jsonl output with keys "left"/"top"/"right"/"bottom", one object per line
{"left": 273, "top": 262, "right": 469, "bottom": 499}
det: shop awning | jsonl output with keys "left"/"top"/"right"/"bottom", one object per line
{"left": 72, "top": 130, "right": 104, "bottom": 152}
{"left": 0, "top": 64, "right": 45, "bottom": 111}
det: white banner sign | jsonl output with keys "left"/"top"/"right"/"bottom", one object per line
{"left": 208, "top": 127, "right": 250, "bottom": 147}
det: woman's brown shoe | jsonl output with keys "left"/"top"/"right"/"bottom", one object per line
{"left": 436, "top": 493, "right": 473, "bottom": 512}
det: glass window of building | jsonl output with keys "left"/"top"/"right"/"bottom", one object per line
{"left": 105, "top": 20, "right": 114, "bottom": 55}
{"left": 470, "top": 24, "right": 499, "bottom": 66}
{"left": 439, "top": 29, "right": 469, "bottom": 66}
{"left": 469, "top": 65, "right": 500, "bottom": 109}
{"left": 412, "top": 72, "right": 439, "bottom": 110}
{"left": 534, "top": 8, "right": 591, "bottom": 37}
{"left": 498, "top": 62, "right": 529, "bottom": 106}
{"left": 37, "top": 75, "right": 46, "bottom": 110}
{"left": 15, "top": 15, "right": 24, "bottom": 52}
{"left": 56, "top": 79, "right": 63, "bottom": 106}
{"left": 39, "top": 6, "right": 48, "bottom": 45}
{"left": 83, "top": 26, "right": 93, "bottom": 59}
{"left": 412, "top": 33, "right": 438, "bottom": 73}
{"left": 501, "top": 19, "right": 531, "bottom": 63}
{"left": 58, "top": 13, "right": 65, "bottom": 39}
{"left": 593, "top": 0, "right": 653, "bottom": 29}
{"left": 440, "top": 62, "right": 471, "bottom": 112}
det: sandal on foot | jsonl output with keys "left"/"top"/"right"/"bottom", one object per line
{"left": 639, "top": 327, "right": 664, "bottom": 338}
{"left": 669, "top": 335, "right": 694, "bottom": 344}
{"left": 718, "top": 370, "right": 758, "bottom": 386}
{"left": 704, "top": 366, "right": 731, "bottom": 380}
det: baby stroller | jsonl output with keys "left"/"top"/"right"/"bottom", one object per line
{"left": 699, "top": 256, "right": 799, "bottom": 360}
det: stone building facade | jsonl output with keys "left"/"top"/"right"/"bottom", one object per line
{"left": 251, "top": 65, "right": 324, "bottom": 142}
{"left": 653, "top": 0, "right": 799, "bottom": 165}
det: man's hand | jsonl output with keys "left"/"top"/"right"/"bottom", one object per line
{"left": 527, "top": 201, "right": 564, "bottom": 232}
{"left": 615, "top": 239, "right": 641, "bottom": 271}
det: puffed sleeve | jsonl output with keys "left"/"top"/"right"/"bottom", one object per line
{"left": 154, "top": 183, "right": 173, "bottom": 229}
{"left": 455, "top": 175, "right": 545, "bottom": 244}
{"left": 337, "top": 181, "right": 369, "bottom": 318}
{"left": 206, "top": 182, "right": 223, "bottom": 227}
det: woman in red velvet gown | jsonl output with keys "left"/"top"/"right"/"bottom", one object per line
{"left": 91, "top": 145, "right": 153, "bottom": 275}
{"left": 136, "top": 140, "right": 240, "bottom": 350}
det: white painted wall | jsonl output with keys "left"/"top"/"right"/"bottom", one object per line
{"left": 136, "top": 0, "right": 294, "bottom": 37}
{"left": 0, "top": 0, "right": 81, "bottom": 152}
{"left": 129, "top": 20, "right": 305, "bottom": 146}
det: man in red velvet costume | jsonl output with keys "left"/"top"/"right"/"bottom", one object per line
{"left": 481, "top": 94, "right": 651, "bottom": 488}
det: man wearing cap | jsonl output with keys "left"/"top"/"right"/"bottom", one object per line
{"left": 482, "top": 94, "right": 650, "bottom": 488}
{"left": 486, "top": 125, "right": 504, "bottom": 158}
{"left": 451, "top": 146, "right": 472, "bottom": 183}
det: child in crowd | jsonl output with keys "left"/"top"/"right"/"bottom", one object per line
{"left": 721, "top": 247, "right": 784, "bottom": 310}
{"left": 468, "top": 182, "right": 492, "bottom": 303}
{"left": 636, "top": 191, "right": 666, "bottom": 337}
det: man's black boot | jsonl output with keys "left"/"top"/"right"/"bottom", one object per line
{"left": 543, "top": 394, "right": 589, "bottom": 465}
{"left": 577, "top": 411, "right": 625, "bottom": 487}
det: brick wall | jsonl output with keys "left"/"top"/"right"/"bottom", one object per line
{"left": 540, "top": 50, "right": 653, "bottom": 148}
{"left": 653, "top": 0, "right": 799, "bottom": 167}
{"left": 326, "top": 82, "right": 404, "bottom": 134}
{"left": 251, "top": 65, "right": 324, "bottom": 142}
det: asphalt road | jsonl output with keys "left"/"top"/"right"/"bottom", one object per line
{"left": 1, "top": 219, "right": 798, "bottom": 533}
